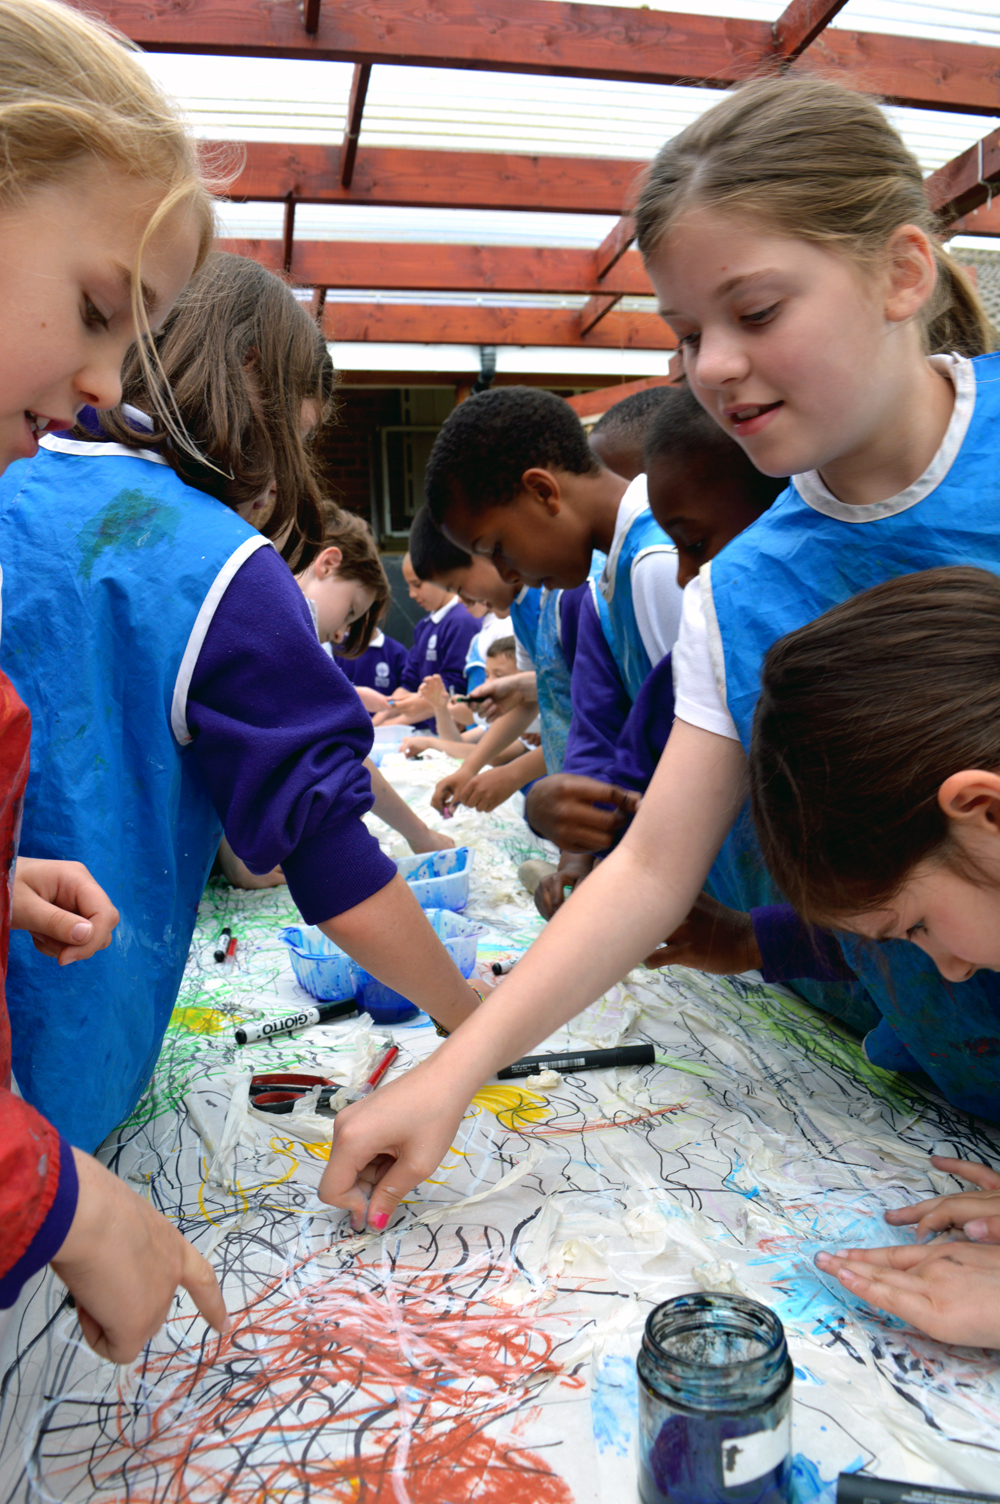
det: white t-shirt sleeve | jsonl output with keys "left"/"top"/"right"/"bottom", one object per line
{"left": 672, "top": 575, "right": 741, "bottom": 742}
{"left": 631, "top": 548, "right": 684, "bottom": 663}
{"left": 514, "top": 635, "right": 535, "bottom": 672}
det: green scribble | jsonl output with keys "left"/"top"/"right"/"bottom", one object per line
{"left": 77, "top": 488, "right": 183, "bottom": 583}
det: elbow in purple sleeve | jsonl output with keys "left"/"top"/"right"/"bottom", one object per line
{"left": 281, "top": 813, "right": 397, "bottom": 925}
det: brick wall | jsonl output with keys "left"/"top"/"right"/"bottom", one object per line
{"left": 314, "top": 388, "right": 401, "bottom": 520}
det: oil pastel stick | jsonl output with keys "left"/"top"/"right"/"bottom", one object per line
{"left": 234, "top": 1000, "right": 357, "bottom": 1045}
{"left": 837, "top": 1475, "right": 1000, "bottom": 1503}
{"left": 497, "top": 1044, "right": 655, "bottom": 1079}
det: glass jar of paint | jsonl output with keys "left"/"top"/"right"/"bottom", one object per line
{"left": 637, "top": 1292, "right": 793, "bottom": 1504}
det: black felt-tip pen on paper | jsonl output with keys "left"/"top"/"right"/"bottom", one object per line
{"left": 235, "top": 1000, "right": 358, "bottom": 1045}
{"left": 498, "top": 1044, "right": 655, "bottom": 1079}
{"left": 837, "top": 1474, "right": 1000, "bottom": 1503}
{"left": 214, "top": 926, "right": 232, "bottom": 963}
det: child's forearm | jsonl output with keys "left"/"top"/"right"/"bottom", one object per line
{"left": 365, "top": 758, "right": 444, "bottom": 843}
{"left": 451, "top": 702, "right": 537, "bottom": 781}
{"left": 433, "top": 704, "right": 463, "bottom": 742}
{"left": 318, "top": 872, "right": 480, "bottom": 1033}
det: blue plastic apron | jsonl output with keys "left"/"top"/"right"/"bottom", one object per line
{"left": 0, "top": 437, "right": 267, "bottom": 1148}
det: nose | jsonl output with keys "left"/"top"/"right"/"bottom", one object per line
{"left": 689, "top": 327, "right": 750, "bottom": 391}
{"left": 495, "top": 557, "right": 521, "bottom": 585}
{"left": 75, "top": 347, "right": 124, "bottom": 414}
{"left": 912, "top": 931, "right": 975, "bottom": 983}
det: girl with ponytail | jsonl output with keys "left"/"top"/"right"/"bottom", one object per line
{"left": 317, "top": 74, "right": 1000, "bottom": 1246}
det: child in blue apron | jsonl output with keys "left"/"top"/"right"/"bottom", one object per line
{"left": 0, "top": 251, "right": 482, "bottom": 1156}
{"left": 752, "top": 566, "right": 1000, "bottom": 1344}
{"left": 0, "top": 0, "right": 226, "bottom": 1358}
{"left": 315, "top": 72, "right": 1000, "bottom": 1239}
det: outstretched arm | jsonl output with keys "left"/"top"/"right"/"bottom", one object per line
{"left": 320, "top": 719, "right": 747, "bottom": 1229}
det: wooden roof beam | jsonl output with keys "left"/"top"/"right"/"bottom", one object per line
{"left": 925, "top": 125, "right": 1000, "bottom": 225}
{"left": 226, "top": 142, "right": 647, "bottom": 214}
{"left": 221, "top": 237, "right": 654, "bottom": 294}
{"left": 320, "top": 302, "right": 676, "bottom": 348}
{"left": 79, "top": 0, "right": 1000, "bottom": 116}
{"left": 340, "top": 62, "right": 371, "bottom": 189}
{"left": 770, "top": 0, "right": 851, "bottom": 61}
{"left": 947, "top": 198, "right": 1000, "bottom": 236}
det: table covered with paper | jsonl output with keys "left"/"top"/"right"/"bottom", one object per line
{"left": 2, "top": 751, "right": 1000, "bottom": 1504}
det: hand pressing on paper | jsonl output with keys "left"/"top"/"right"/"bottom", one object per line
{"left": 320, "top": 1060, "right": 469, "bottom": 1233}
{"left": 524, "top": 775, "right": 640, "bottom": 853}
{"left": 814, "top": 1241, "right": 1000, "bottom": 1347}
{"left": 644, "top": 892, "right": 761, "bottom": 973}
{"left": 51, "top": 1148, "right": 228, "bottom": 1363}
{"left": 12, "top": 857, "right": 119, "bottom": 965}
{"left": 459, "top": 762, "right": 530, "bottom": 813}
{"left": 882, "top": 1155, "right": 1000, "bottom": 1243}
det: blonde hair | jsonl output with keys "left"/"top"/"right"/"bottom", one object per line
{"left": 635, "top": 74, "right": 994, "bottom": 358}
{"left": 0, "top": 0, "right": 219, "bottom": 434}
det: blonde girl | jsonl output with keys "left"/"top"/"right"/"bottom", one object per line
{"left": 317, "top": 74, "right": 1000, "bottom": 1234}
{"left": 0, "top": 0, "right": 224, "bottom": 1360}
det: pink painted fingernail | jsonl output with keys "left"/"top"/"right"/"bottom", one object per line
{"left": 370, "top": 1211, "right": 389, "bottom": 1231}
{"left": 966, "top": 1219, "right": 989, "bottom": 1240}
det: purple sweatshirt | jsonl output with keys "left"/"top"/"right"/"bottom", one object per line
{"left": 399, "top": 598, "right": 480, "bottom": 731}
{"left": 338, "top": 632, "right": 408, "bottom": 696}
{"left": 187, "top": 546, "right": 397, "bottom": 924}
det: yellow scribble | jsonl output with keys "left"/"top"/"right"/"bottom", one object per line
{"left": 170, "top": 1005, "right": 227, "bottom": 1036}
{"left": 303, "top": 1141, "right": 332, "bottom": 1161}
{"left": 471, "top": 1083, "right": 550, "bottom": 1131}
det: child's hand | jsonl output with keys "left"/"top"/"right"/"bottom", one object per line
{"left": 51, "top": 1148, "right": 227, "bottom": 1363}
{"left": 884, "top": 1156, "right": 1000, "bottom": 1242}
{"left": 401, "top": 736, "right": 434, "bottom": 758}
{"left": 535, "top": 853, "right": 594, "bottom": 919}
{"left": 524, "top": 775, "right": 639, "bottom": 852}
{"left": 432, "top": 768, "right": 470, "bottom": 814}
{"left": 319, "top": 1060, "right": 470, "bottom": 1232}
{"left": 12, "top": 857, "right": 119, "bottom": 965}
{"left": 418, "top": 674, "right": 448, "bottom": 709}
{"left": 355, "top": 686, "right": 390, "bottom": 714}
{"left": 644, "top": 893, "right": 762, "bottom": 973}
{"left": 459, "top": 764, "right": 522, "bottom": 813}
{"left": 814, "top": 1242, "right": 1000, "bottom": 1346}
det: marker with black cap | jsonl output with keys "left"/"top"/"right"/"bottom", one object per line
{"left": 235, "top": 999, "right": 357, "bottom": 1045}
{"left": 837, "top": 1474, "right": 1000, "bottom": 1503}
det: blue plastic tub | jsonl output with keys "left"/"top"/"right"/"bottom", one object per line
{"left": 351, "top": 909, "right": 485, "bottom": 1023}
{"left": 279, "top": 925, "right": 356, "bottom": 1002}
{"left": 395, "top": 846, "right": 474, "bottom": 912}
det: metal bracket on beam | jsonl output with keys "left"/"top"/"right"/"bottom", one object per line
{"left": 282, "top": 193, "right": 296, "bottom": 275}
{"left": 302, "top": 0, "right": 320, "bottom": 35}
{"left": 341, "top": 63, "right": 372, "bottom": 190}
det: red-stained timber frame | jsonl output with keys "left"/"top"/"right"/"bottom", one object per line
{"left": 320, "top": 302, "right": 676, "bottom": 347}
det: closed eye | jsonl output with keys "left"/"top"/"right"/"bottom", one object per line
{"left": 906, "top": 920, "right": 927, "bottom": 939}
{"left": 742, "top": 304, "right": 778, "bottom": 327}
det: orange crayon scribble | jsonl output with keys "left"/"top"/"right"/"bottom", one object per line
{"left": 85, "top": 1257, "right": 576, "bottom": 1504}
{"left": 524, "top": 1101, "right": 685, "bottom": 1137}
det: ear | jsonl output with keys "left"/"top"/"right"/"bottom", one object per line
{"left": 938, "top": 770, "right": 1000, "bottom": 834}
{"left": 316, "top": 546, "right": 343, "bottom": 577}
{"left": 521, "top": 468, "right": 562, "bottom": 515}
{"left": 883, "top": 224, "right": 938, "bottom": 325}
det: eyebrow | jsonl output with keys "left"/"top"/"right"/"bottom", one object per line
{"left": 659, "top": 269, "right": 783, "bottom": 321}
{"left": 112, "top": 260, "right": 158, "bottom": 317}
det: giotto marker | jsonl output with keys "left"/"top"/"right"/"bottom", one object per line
{"left": 235, "top": 999, "right": 357, "bottom": 1045}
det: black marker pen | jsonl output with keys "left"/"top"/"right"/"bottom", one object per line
{"left": 235, "top": 1000, "right": 357, "bottom": 1045}
{"left": 214, "top": 926, "right": 232, "bottom": 963}
{"left": 837, "top": 1474, "right": 1000, "bottom": 1503}
{"left": 498, "top": 1044, "right": 655, "bottom": 1078}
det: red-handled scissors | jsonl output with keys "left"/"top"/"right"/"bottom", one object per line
{"left": 249, "top": 1072, "right": 339, "bottom": 1114}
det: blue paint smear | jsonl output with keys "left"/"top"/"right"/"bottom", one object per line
{"left": 789, "top": 1453, "right": 838, "bottom": 1504}
{"left": 592, "top": 1353, "right": 638, "bottom": 1456}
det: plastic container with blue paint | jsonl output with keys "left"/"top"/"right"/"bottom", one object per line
{"left": 279, "top": 925, "right": 355, "bottom": 1002}
{"left": 394, "top": 846, "right": 474, "bottom": 912}
{"left": 351, "top": 908, "right": 485, "bottom": 1023}
{"left": 637, "top": 1293, "right": 792, "bottom": 1504}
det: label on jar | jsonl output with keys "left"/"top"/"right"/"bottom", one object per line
{"left": 721, "top": 1416, "right": 791, "bottom": 1489}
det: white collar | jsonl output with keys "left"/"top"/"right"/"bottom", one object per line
{"left": 429, "top": 595, "right": 460, "bottom": 624}
{"left": 792, "top": 354, "right": 975, "bottom": 524}
{"left": 601, "top": 472, "right": 649, "bottom": 601}
{"left": 370, "top": 628, "right": 385, "bottom": 647}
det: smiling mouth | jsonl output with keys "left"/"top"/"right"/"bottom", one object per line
{"left": 25, "top": 411, "right": 68, "bottom": 438}
{"left": 726, "top": 401, "right": 782, "bottom": 427}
